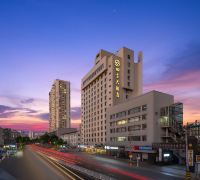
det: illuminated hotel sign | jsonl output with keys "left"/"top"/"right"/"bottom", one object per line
{"left": 114, "top": 59, "right": 120, "bottom": 98}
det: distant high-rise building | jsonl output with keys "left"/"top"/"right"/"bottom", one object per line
{"left": 49, "top": 79, "right": 70, "bottom": 132}
{"left": 81, "top": 47, "right": 142, "bottom": 145}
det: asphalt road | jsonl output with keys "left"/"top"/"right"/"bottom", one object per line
{"left": 0, "top": 145, "right": 185, "bottom": 180}
{"left": 68, "top": 152, "right": 184, "bottom": 180}
{"left": 0, "top": 147, "right": 69, "bottom": 180}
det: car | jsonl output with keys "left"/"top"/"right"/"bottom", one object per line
{"left": 0, "top": 150, "right": 7, "bottom": 160}
{"left": 7, "top": 149, "right": 17, "bottom": 156}
{"left": 57, "top": 148, "right": 68, "bottom": 153}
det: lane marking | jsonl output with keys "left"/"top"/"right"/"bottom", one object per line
{"left": 37, "top": 151, "right": 84, "bottom": 180}
{"left": 38, "top": 152, "right": 76, "bottom": 180}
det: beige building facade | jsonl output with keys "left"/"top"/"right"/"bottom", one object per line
{"left": 81, "top": 47, "right": 142, "bottom": 145}
{"left": 49, "top": 79, "right": 70, "bottom": 132}
{"left": 60, "top": 128, "right": 80, "bottom": 146}
{"left": 107, "top": 91, "right": 174, "bottom": 148}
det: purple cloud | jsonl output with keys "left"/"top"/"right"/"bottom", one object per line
{"left": 20, "top": 98, "right": 35, "bottom": 104}
{"left": 71, "top": 107, "right": 81, "bottom": 120}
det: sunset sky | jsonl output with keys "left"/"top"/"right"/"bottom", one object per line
{"left": 0, "top": 0, "right": 200, "bottom": 131}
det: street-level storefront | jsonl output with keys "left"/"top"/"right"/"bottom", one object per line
{"left": 105, "top": 146, "right": 126, "bottom": 157}
{"left": 125, "top": 146, "right": 156, "bottom": 162}
{"left": 78, "top": 145, "right": 106, "bottom": 154}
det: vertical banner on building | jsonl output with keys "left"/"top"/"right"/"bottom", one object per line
{"left": 188, "top": 150, "right": 193, "bottom": 166}
{"left": 159, "top": 148, "right": 162, "bottom": 162}
{"left": 114, "top": 59, "right": 120, "bottom": 98}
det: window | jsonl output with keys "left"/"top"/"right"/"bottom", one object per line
{"left": 142, "top": 124, "right": 147, "bottom": 130}
{"left": 128, "top": 116, "right": 140, "bottom": 123}
{"left": 142, "top": 135, "right": 147, "bottom": 141}
{"left": 127, "top": 55, "right": 130, "bottom": 59}
{"left": 116, "top": 127, "right": 126, "bottom": 133}
{"left": 128, "top": 82, "right": 130, "bottom": 86}
{"left": 128, "top": 106, "right": 141, "bottom": 115}
{"left": 110, "top": 122, "right": 116, "bottom": 126}
{"left": 128, "top": 125, "right": 141, "bottom": 131}
{"left": 142, "top": 105, "right": 147, "bottom": 111}
{"left": 110, "top": 114, "right": 115, "bottom": 119}
{"left": 142, "top": 114, "right": 146, "bottom": 120}
{"left": 128, "top": 136, "right": 140, "bottom": 141}
{"left": 117, "top": 119, "right": 128, "bottom": 125}
{"left": 117, "top": 137, "right": 127, "bottom": 142}
{"left": 116, "top": 111, "right": 126, "bottom": 118}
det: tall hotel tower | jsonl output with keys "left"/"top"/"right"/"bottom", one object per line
{"left": 81, "top": 47, "right": 143, "bottom": 145}
{"left": 49, "top": 79, "right": 70, "bottom": 132}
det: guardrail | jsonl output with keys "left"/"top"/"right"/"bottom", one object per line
{"left": 57, "top": 159, "right": 116, "bottom": 180}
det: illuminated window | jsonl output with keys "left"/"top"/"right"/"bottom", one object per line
{"left": 117, "top": 137, "right": 126, "bottom": 142}
{"left": 117, "top": 119, "right": 128, "bottom": 125}
{"left": 142, "top": 105, "right": 147, "bottom": 111}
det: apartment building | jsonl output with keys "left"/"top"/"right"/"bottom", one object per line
{"left": 81, "top": 47, "right": 142, "bottom": 145}
{"left": 49, "top": 79, "right": 70, "bottom": 132}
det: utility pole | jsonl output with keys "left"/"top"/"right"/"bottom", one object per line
{"left": 185, "top": 126, "right": 189, "bottom": 172}
{"left": 185, "top": 123, "right": 192, "bottom": 180}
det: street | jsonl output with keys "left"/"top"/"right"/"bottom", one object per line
{"left": 28, "top": 145, "right": 184, "bottom": 180}
{"left": 0, "top": 145, "right": 185, "bottom": 180}
{"left": 71, "top": 152, "right": 185, "bottom": 180}
{"left": 0, "top": 147, "right": 81, "bottom": 180}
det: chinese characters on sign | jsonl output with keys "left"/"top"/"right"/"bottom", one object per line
{"left": 114, "top": 59, "right": 120, "bottom": 98}
{"left": 188, "top": 150, "right": 193, "bottom": 166}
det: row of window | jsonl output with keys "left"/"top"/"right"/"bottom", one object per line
{"left": 84, "top": 137, "right": 106, "bottom": 143}
{"left": 84, "top": 131, "right": 106, "bottom": 137}
{"left": 110, "top": 105, "right": 147, "bottom": 119}
{"left": 110, "top": 124, "right": 147, "bottom": 133}
{"left": 83, "top": 64, "right": 104, "bottom": 86}
{"left": 84, "top": 127, "right": 106, "bottom": 131}
{"left": 110, "top": 135, "right": 147, "bottom": 142}
{"left": 110, "top": 114, "right": 147, "bottom": 126}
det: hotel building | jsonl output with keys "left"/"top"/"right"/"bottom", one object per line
{"left": 81, "top": 47, "right": 142, "bottom": 145}
{"left": 49, "top": 79, "right": 70, "bottom": 132}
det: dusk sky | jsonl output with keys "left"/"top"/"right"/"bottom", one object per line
{"left": 0, "top": 0, "right": 200, "bottom": 131}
